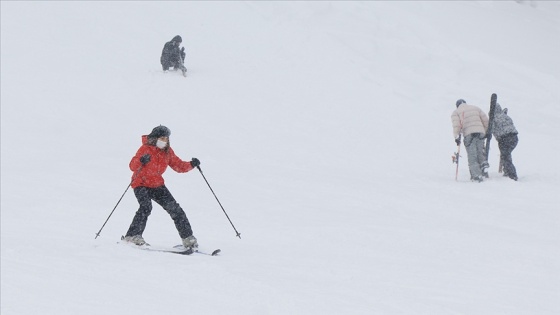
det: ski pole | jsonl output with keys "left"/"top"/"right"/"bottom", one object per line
{"left": 196, "top": 165, "right": 241, "bottom": 239}
{"left": 95, "top": 166, "right": 142, "bottom": 239}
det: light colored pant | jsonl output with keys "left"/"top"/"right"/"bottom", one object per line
{"left": 464, "top": 133, "right": 486, "bottom": 179}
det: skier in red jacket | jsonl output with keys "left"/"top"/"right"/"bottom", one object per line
{"left": 124, "top": 125, "right": 200, "bottom": 250}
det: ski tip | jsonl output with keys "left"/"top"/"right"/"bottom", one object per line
{"left": 211, "top": 249, "right": 221, "bottom": 256}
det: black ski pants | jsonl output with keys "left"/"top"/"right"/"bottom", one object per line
{"left": 125, "top": 185, "right": 193, "bottom": 239}
{"left": 498, "top": 133, "right": 518, "bottom": 179}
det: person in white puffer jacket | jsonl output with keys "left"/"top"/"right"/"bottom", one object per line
{"left": 451, "top": 99, "right": 489, "bottom": 182}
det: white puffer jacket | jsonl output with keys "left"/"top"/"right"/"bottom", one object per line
{"left": 451, "top": 103, "right": 489, "bottom": 139}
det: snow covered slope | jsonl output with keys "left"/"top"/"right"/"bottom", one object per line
{"left": 1, "top": 1, "right": 559, "bottom": 314}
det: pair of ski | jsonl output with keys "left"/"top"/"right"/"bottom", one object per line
{"left": 144, "top": 245, "right": 220, "bottom": 256}
{"left": 166, "top": 67, "right": 187, "bottom": 77}
{"left": 120, "top": 236, "right": 220, "bottom": 256}
{"left": 453, "top": 93, "right": 497, "bottom": 181}
{"left": 179, "top": 53, "right": 187, "bottom": 77}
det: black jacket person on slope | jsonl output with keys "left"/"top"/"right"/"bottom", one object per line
{"left": 161, "top": 35, "right": 186, "bottom": 73}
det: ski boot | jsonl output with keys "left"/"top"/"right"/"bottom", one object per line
{"left": 182, "top": 235, "right": 198, "bottom": 250}
{"left": 123, "top": 235, "right": 148, "bottom": 246}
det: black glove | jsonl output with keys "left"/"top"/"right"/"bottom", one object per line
{"left": 140, "top": 154, "right": 151, "bottom": 165}
{"left": 455, "top": 137, "right": 461, "bottom": 145}
{"left": 190, "top": 158, "right": 200, "bottom": 168}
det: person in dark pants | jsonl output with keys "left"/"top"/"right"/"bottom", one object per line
{"left": 160, "top": 35, "right": 186, "bottom": 74}
{"left": 124, "top": 125, "right": 201, "bottom": 249}
{"left": 492, "top": 104, "right": 519, "bottom": 181}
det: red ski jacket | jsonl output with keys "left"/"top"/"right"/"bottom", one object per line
{"left": 129, "top": 136, "right": 194, "bottom": 188}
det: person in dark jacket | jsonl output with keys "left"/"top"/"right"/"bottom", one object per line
{"left": 492, "top": 103, "right": 519, "bottom": 181}
{"left": 124, "top": 125, "right": 201, "bottom": 250}
{"left": 161, "top": 35, "right": 187, "bottom": 74}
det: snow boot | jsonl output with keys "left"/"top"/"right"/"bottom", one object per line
{"left": 472, "top": 175, "right": 484, "bottom": 183}
{"left": 480, "top": 161, "right": 489, "bottom": 178}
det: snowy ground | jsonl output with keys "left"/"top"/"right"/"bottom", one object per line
{"left": 1, "top": 1, "right": 559, "bottom": 314}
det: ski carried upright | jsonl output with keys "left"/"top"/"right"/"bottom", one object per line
{"left": 179, "top": 49, "right": 187, "bottom": 77}
{"left": 452, "top": 135, "right": 461, "bottom": 181}
{"left": 483, "top": 93, "right": 497, "bottom": 177}
{"left": 485, "top": 93, "right": 497, "bottom": 162}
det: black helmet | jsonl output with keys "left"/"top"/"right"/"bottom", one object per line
{"left": 456, "top": 99, "right": 466, "bottom": 107}
{"left": 172, "top": 35, "right": 182, "bottom": 43}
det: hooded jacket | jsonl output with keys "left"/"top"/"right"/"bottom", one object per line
{"left": 451, "top": 103, "right": 489, "bottom": 139}
{"left": 491, "top": 104, "right": 518, "bottom": 140}
{"left": 161, "top": 36, "right": 184, "bottom": 65}
{"left": 129, "top": 135, "right": 194, "bottom": 188}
